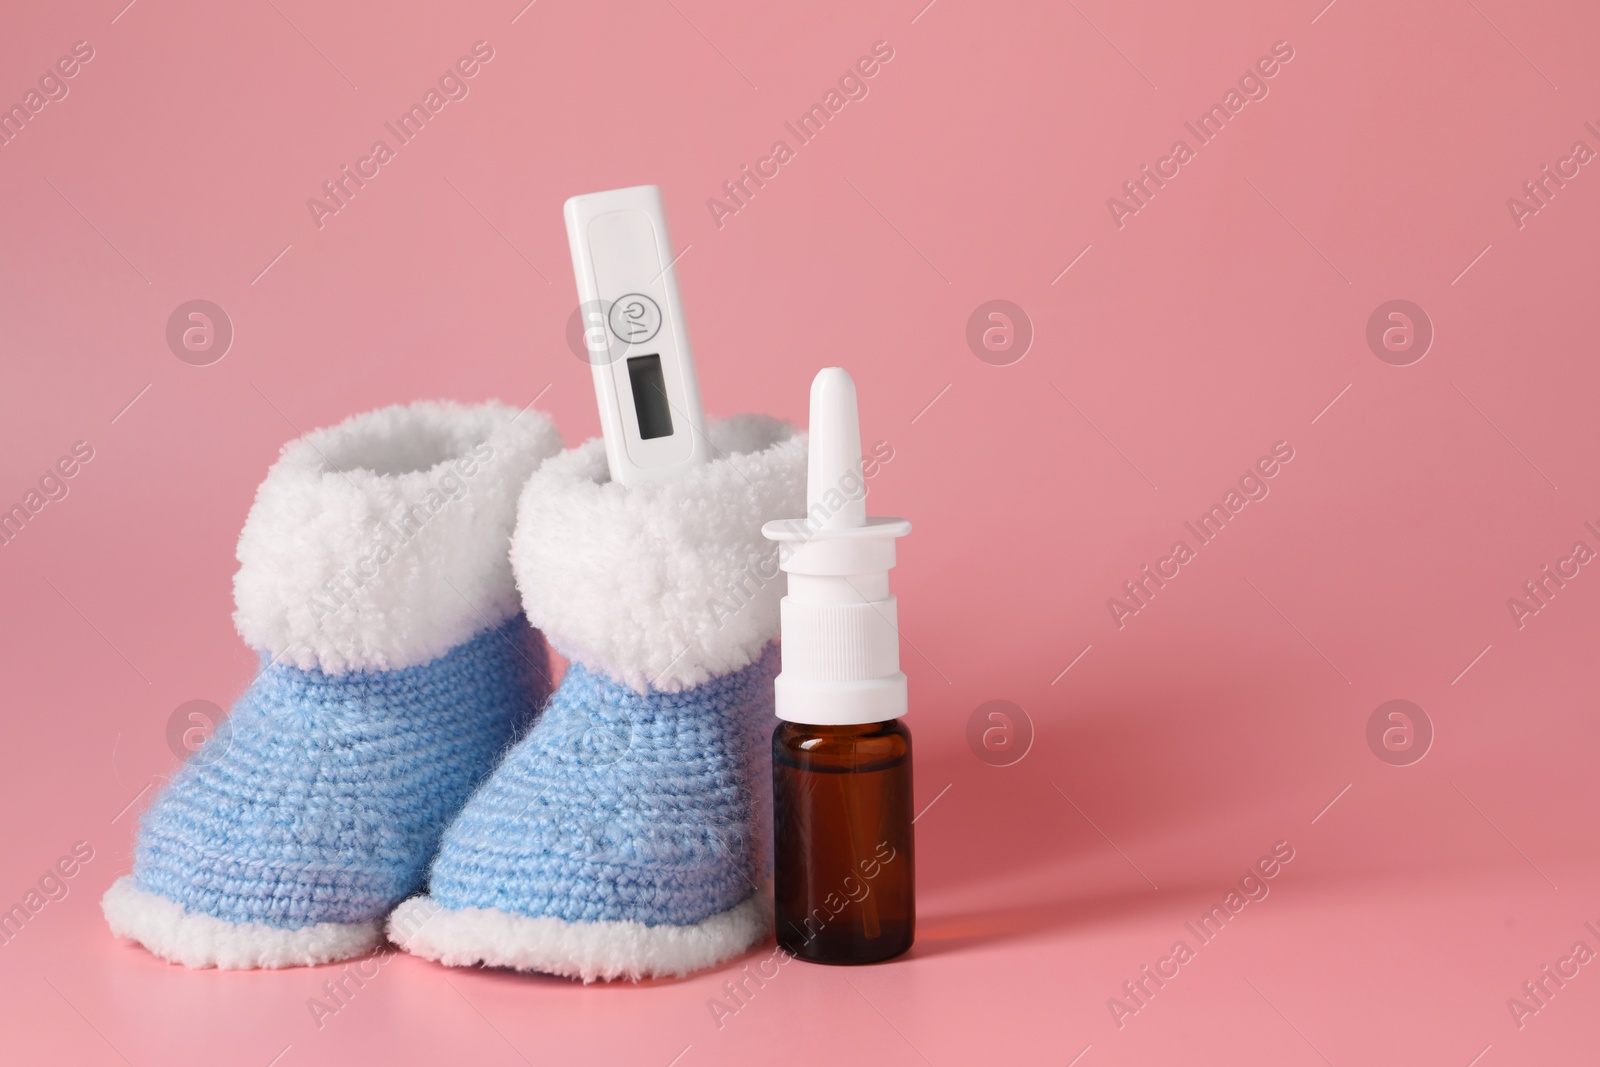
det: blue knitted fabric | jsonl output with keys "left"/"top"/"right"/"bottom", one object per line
{"left": 133, "top": 616, "right": 547, "bottom": 929}
{"left": 426, "top": 644, "right": 779, "bottom": 927}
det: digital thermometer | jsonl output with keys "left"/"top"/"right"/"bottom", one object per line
{"left": 563, "top": 185, "right": 710, "bottom": 485}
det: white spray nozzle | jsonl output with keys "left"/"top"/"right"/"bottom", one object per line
{"left": 762, "top": 368, "right": 911, "bottom": 726}
{"left": 807, "top": 368, "right": 867, "bottom": 530}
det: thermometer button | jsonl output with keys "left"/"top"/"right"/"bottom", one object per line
{"left": 607, "top": 293, "right": 662, "bottom": 346}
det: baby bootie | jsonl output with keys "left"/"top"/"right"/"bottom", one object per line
{"left": 389, "top": 415, "right": 805, "bottom": 981}
{"left": 103, "top": 400, "right": 561, "bottom": 968}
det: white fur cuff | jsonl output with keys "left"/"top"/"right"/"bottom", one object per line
{"left": 511, "top": 415, "right": 804, "bottom": 693}
{"left": 102, "top": 876, "right": 381, "bottom": 969}
{"left": 233, "top": 400, "right": 562, "bottom": 674}
{"left": 387, "top": 892, "right": 770, "bottom": 982}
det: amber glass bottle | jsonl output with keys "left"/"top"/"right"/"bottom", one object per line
{"left": 772, "top": 719, "right": 915, "bottom": 964}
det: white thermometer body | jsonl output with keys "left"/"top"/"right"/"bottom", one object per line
{"left": 563, "top": 185, "right": 710, "bottom": 485}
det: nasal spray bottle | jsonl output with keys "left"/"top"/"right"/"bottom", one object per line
{"left": 764, "top": 369, "right": 914, "bottom": 964}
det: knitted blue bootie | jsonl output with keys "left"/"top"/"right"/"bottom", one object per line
{"left": 103, "top": 400, "right": 562, "bottom": 968}
{"left": 389, "top": 415, "right": 805, "bottom": 981}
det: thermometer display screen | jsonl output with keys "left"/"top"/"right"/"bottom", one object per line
{"left": 626, "top": 353, "right": 675, "bottom": 440}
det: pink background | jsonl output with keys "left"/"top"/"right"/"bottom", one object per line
{"left": 3, "top": 0, "right": 1598, "bottom": 1063}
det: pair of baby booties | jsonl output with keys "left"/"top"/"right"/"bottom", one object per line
{"left": 101, "top": 400, "right": 805, "bottom": 981}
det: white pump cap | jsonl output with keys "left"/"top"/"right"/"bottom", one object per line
{"left": 762, "top": 369, "right": 911, "bottom": 725}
